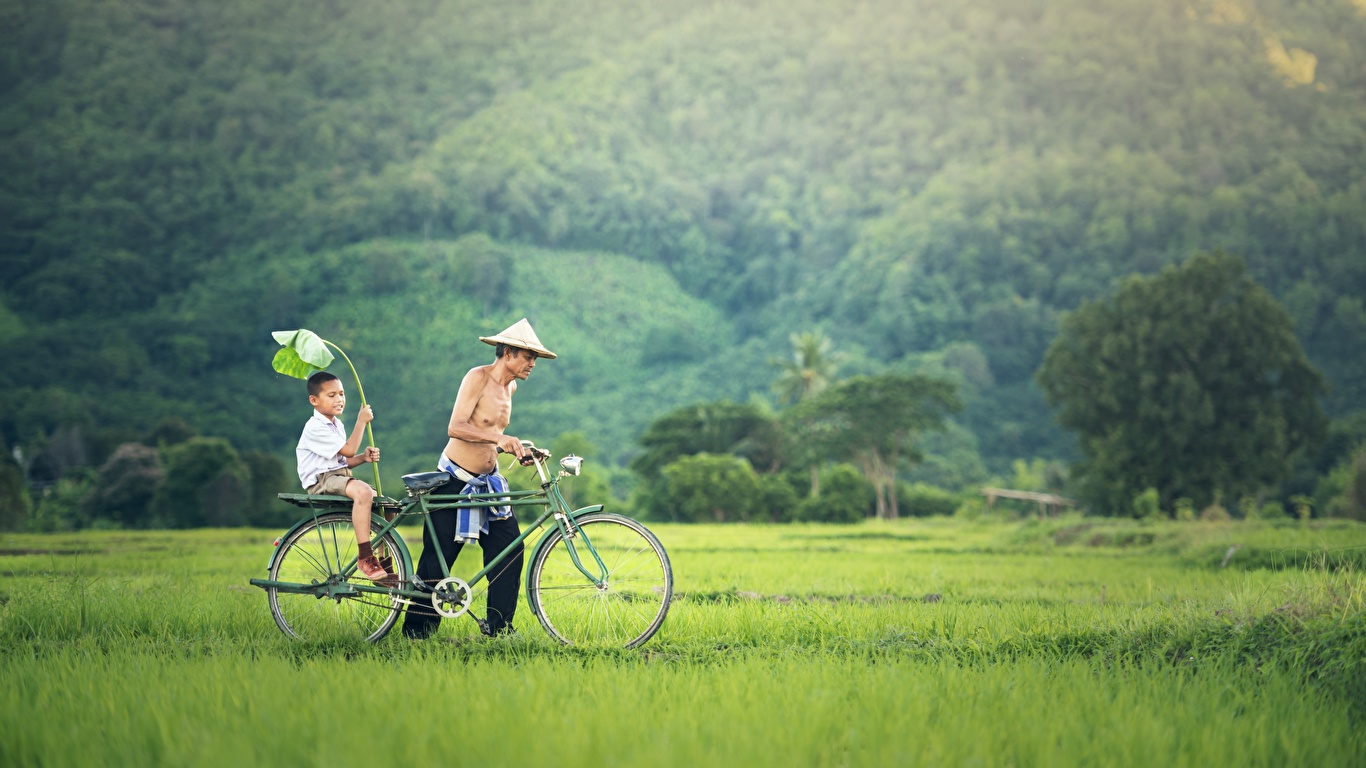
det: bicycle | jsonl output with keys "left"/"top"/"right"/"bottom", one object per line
{"left": 249, "top": 442, "right": 673, "bottom": 648}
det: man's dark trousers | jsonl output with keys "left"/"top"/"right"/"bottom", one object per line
{"left": 400, "top": 476, "right": 524, "bottom": 639}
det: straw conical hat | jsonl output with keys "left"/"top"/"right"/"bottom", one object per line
{"left": 479, "top": 318, "right": 557, "bottom": 359}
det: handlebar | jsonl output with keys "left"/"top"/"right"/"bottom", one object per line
{"left": 497, "top": 440, "right": 550, "bottom": 464}
{"left": 518, "top": 440, "right": 551, "bottom": 466}
{"left": 512, "top": 440, "right": 584, "bottom": 483}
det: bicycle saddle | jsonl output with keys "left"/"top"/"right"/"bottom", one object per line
{"left": 402, "top": 471, "right": 451, "bottom": 493}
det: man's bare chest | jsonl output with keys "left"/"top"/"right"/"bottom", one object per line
{"left": 472, "top": 383, "right": 513, "bottom": 430}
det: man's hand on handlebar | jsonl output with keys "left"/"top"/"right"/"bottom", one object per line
{"left": 520, "top": 445, "right": 551, "bottom": 466}
{"left": 496, "top": 434, "right": 526, "bottom": 460}
{"left": 496, "top": 436, "right": 550, "bottom": 465}
{"left": 514, "top": 442, "right": 551, "bottom": 466}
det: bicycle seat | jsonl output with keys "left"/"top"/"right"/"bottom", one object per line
{"left": 402, "top": 471, "right": 452, "bottom": 493}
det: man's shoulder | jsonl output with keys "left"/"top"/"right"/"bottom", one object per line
{"left": 461, "top": 364, "right": 496, "bottom": 386}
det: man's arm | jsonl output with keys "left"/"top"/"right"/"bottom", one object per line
{"left": 447, "top": 368, "right": 526, "bottom": 459}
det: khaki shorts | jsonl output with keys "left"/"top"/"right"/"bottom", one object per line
{"left": 308, "top": 468, "right": 357, "bottom": 496}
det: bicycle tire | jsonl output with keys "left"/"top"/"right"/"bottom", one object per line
{"left": 527, "top": 512, "right": 673, "bottom": 648}
{"left": 267, "top": 511, "right": 408, "bottom": 643}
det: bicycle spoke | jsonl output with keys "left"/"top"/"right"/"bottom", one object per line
{"left": 601, "top": 551, "right": 659, "bottom": 583}
{"left": 269, "top": 513, "right": 407, "bottom": 643}
{"left": 289, "top": 545, "right": 331, "bottom": 579}
{"left": 529, "top": 514, "right": 671, "bottom": 648}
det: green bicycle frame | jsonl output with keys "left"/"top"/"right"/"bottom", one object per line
{"left": 249, "top": 461, "right": 611, "bottom": 606}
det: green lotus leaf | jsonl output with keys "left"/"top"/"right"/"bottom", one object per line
{"left": 271, "top": 347, "right": 321, "bottom": 379}
{"left": 271, "top": 329, "right": 334, "bottom": 379}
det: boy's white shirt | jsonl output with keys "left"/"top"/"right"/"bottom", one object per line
{"left": 296, "top": 410, "right": 350, "bottom": 489}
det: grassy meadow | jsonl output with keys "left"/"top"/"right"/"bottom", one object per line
{"left": 2, "top": 516, "right": 1364, "bottom": 766}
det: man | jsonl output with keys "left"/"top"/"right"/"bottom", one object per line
{"left": 401, "top": 318, "right": 557, "bottom": 639}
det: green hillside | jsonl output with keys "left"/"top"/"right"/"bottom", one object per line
{"left": 3, "top": 0, "right": 1365, "bottom": 503}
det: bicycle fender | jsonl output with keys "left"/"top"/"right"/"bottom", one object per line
{"left": 524, "top": 504, "right": 604, "bottom": 591}
{"left": 569, "top": 504, "right": 605, "bottom": 518}
{"left": 263, "top": 513, "right": 414, "bottom": 574}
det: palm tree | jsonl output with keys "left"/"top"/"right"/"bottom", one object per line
{"left": 771, "top": 331, "right": 840, "bottom": 405}
{"left": 771, "top": 331, "right": 841, "bottom": 497}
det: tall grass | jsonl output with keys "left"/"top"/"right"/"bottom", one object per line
{"left": 1, "top": 517, "right": 1363, "bottom": 765}
{"left": 2, "top": 652, "right": 1359, "bottom": 767}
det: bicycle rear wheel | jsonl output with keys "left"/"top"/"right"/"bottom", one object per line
{"left": 527, "top": 512, "right": 672, "bottom": 648}
{"left": 267, "top": 511, "right": 408, "bottom": 643}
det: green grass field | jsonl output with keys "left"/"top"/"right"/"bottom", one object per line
{"left": 2, "top": 516, "right": 1363, "bottom": 766}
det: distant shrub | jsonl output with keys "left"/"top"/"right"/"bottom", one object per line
{"left": 152, "top": 438, "right": 251, "bottom": 528}
{"left": 88, "top": 443, "right": 163, "bottom": 527}
{"left": 953, "top": 498, "right": 985, "bottom": 521}
{"left": 241, "top": 451, "right": 297, "bottom": 528}
{"left": 1131, "top": 487, "right": 1163, "bottom": 520}
{"left": 650, "top": 453, "right": 761, "bottom": 523}
{"left": 141, "top": 417, "right": 197, "bottom": 448}
{"left": 1258, "top": 501, "right": 1288, "bottom": 521}
{"left": 1316, "top": 447, "right": 1366, "bottom": 520}
{"left": 795, "top": 464, "right": 871, "bottom": 524}
{"left": 25, "top": 469, "right": 96, "bottom": 532}
{"left": 897, "top": 482, "right": 959, "bottom": 517}
{"left": 755, "top": 473, "right": 799, "bottom": 522}
{"left": 1348, "top": 448, "right": 1366, "bottom": 519}
{"left": 1289, "top": 495, "right": 1313, "bottom": 522}
{"left": 0, "top": 446, "right": 28, "bottom": 531}
{"left": 1199, "top": 502, "right": 1232, "bottom": 522}
{"left": 1173, "top": 498, "right": 1196, "bottom": 522}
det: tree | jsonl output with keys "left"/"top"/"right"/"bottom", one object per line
{"left": 1340, "top": 450, "right": 1366, "bottom": 520}
{"left": 142, "top": 418, "right": 196, "bottom": 448}
{"left": 241, "top": 451, "right": 295, "bottom": 528}
{"left": 87, "top": 443, "right": 162, "bottom": 527}
{"left": 24, "top": 470, "right": 95, "bottom": 532}
{"left": 794, "top": 464, "right": 872, "bottom": 523}
{"left": 550, "top": 431, "right": 612, "bottom": 510}
{"left": 1037, "top": 251, "right": 1326, "bottom": 514}
{"left": 0, "top": 439, "right": 28, "bottom": 531}
{"left": 7, "top": 0, "right": 1366, "bottom": 501}
{"left": 787, "top": 373, "right": 961, "bottom": 519}
{"left": 151, "top": 438, "right": 252, "bottom": 528}
{"left": 1316, "top": 446, "right": 1366, "bottom": 520}
{"left": 647, "top": 453, "right": 762, "bottom": 523}
{"left": 771, "top": 330, "right": 843, "bottom": 497}
{"left": 629, "top": 401, "right": 783, "bottom": 481}
{"left": 771, "top": 331, "right": 841, "bottom": 405}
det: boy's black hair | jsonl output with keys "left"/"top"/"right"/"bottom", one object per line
{"left": 495, "top": 343, "right": 533, "bottom": 359}
{"left": 307, "top": 371, "right": 340, "bottom": 397}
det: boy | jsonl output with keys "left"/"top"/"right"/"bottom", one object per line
{"left": 296, "top": 370, "right": 388, "bottom": 582}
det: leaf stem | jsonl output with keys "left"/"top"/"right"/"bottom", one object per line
{"left": 323, "top": 340, "right": 382, "bottom": 496}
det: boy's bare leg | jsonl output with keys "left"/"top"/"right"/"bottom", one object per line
{"left": 345, "top": 479, "right": 388, "bottom": 581}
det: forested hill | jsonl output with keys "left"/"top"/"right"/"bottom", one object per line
{"left": 3, "top": 0, "right": 1365, "bottom": 489}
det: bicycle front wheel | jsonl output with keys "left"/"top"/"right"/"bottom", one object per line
{"left": 527, "top": 512, "right": 673, "bottom": 648}
{"left": 267, "top": 512, "right": 409, "bottom": 643}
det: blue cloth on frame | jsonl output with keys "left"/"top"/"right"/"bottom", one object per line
{"left": 437, "top": 453, "right": 512, "bottom": 543}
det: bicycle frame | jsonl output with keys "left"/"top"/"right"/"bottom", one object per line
{"left": 249, "top": 452, "right": 611, "bottom": 606}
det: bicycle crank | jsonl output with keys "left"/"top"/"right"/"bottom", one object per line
{"left": 431, "top": 576, "right": 473, "bottom": 619}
